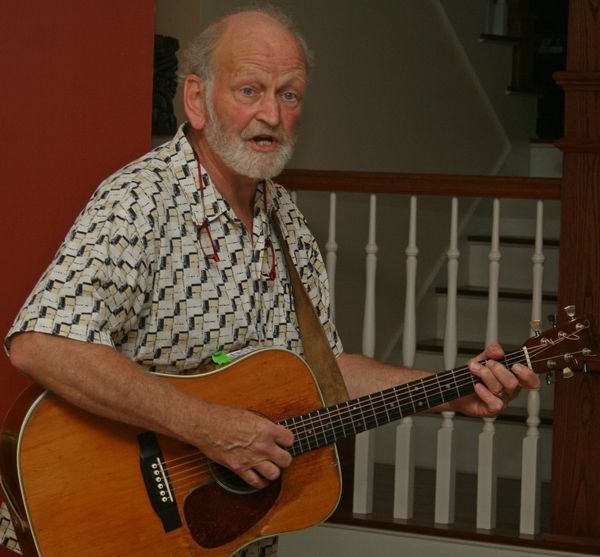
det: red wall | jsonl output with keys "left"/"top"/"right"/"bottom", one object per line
{"left": 0, "top": 3, "right": 154, "bottom": 552}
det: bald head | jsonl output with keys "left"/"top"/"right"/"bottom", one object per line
{"left": 180, "top": 6, "right": 312, "bottom": 84}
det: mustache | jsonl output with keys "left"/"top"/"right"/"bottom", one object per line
{"left": 240, "top": 123, "right": 288, "bottom": 143}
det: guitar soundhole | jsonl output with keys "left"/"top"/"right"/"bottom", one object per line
{"left": 184, "top": 475, "right": 281, "bottom": 549}
{"left": 209, "top": 462, "right": 258, "bottom": 494}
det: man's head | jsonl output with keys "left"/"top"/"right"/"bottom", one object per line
{"left": 182, "top": 6, "right": 311, "bottom": 181}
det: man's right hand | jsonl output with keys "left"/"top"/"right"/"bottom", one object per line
{"left": 193, "top": 402, "right": 294, "bottom": 489}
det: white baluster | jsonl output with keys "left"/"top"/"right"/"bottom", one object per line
{"left": 485, "top": 199, "right": 501, "bottom": 347}
{"left": 530, "top": 201, "right": 545, "bottom": 328}
{"left": 443, "top": 198, "right": 460, "bottom": 374}
{"left": 477, "top": 418, "right": 498, "bottom": 529}
{"left": 402, "top": 196, "right": 418, "bottom": 366}
{"left": 477, "top": 198, "right": 501, "bottom": 530}
{"left": 520, "top": 385, "right": 542, "bottom": 534}
{"left": 362, "top": 194, "right": 378, "bottom": 357}
{"left": 353, "top": 194, "right": 377, "bottom": 514}
{"left": 436, "top": 413, "right": 456, "bottom": 523}
{"left": 326, "top": 192, "right": 338, "bottom": 320}
{"left": 435, "top": 197, "right": 459, "bottom": 524}
{"left": 290, "top": 190, "right": 298, "bottom": 204}
{"left": 394, "top": 195, "right": 418, "bottom": 520}
{"left": 492, "top": 0, "right": 508, "bottom": 35}
{"left": 520, "top": 200, "right": 544, "bottom": 535}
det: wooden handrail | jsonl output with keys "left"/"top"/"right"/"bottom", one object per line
{"left": 279, "top": 169, "right": 561, "bottom": 200}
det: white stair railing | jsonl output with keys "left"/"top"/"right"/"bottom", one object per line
{"left": 290, "top": 183, "right": 557, "bottom": 539}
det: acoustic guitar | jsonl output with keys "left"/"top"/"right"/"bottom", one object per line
{"left": 0, "top": 311, "right": 596, "bottom": 556}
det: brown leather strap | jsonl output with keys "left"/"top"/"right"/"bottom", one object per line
{"left": 273, "top": 217, "right": 349, "bottom": 405}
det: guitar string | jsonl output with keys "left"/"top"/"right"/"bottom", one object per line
{"left": 163, "top": 338, "right": 591, "bottom": 492}
{"left": 161, "top": 334, "right": 589, "bottom": 488}
{"left": 168, "top": 353, "right": 593, "bottom": 495}
{"left": 163, "top": 339, "right": 582, "bottom": 490}
{"left": 162, "top": 333, "right": 576, "bottom": 478}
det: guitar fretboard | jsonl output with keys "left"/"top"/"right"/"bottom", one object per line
{"left": 280, "top": 350, "right": 524, "bottom": 457}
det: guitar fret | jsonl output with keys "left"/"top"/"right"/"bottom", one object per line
{"left": 437, "top": 370, "right": 460, "bottom": 402}
{"left": 395, "top": 384, "right": 414, "bottom": 419}
{"left": 410, "top": 380, "right": 427, "bottom": 412}
{"left": 328, "top": 403, "right": 346, "bottom": 442}
{"left": 371, "top": 393, "right": 388, "bottom": 426}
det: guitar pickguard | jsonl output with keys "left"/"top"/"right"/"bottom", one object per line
{"left": 184, "top": 479, "right": 281, "bottom": 548}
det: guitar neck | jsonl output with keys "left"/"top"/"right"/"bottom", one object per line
{"left": 281, "top": 348, "right": 528, "bottom": 457}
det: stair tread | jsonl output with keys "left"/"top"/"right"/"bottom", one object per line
{"left": 479, "top": 32, "right": 521, "bottom": 45}
{"left": 435, "top": 285, "right": 557, "bottom": 301}
{"left": 467, "top": 234, "right": 559, "bottom": 247}
{"left": 416, "top": 337, "right": 520, "bottom": 355}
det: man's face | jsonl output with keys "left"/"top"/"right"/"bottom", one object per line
{"left": 202, "top": 17, "right": 307, "bottom": 180}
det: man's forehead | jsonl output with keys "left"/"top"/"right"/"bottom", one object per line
{"left": 213, "top": 12, "right": 307, "bottom": 74}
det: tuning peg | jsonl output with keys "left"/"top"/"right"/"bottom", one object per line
{"left": 530, "top": 320, "right": 542, "bottom": 336}
{"left": 583, "top": 348, "right": 591, "bottom": 373}
{"left": 562, "top": 354, "right": 576, "bottom": 379}
{"left": 564, "top": 305, "right": 576, "bottom": 320}
{"left": 548, "top": 313, "right": 557, "bottom": 327}
{"left": 562, "top": 366, "right": 575, "bottom": 379}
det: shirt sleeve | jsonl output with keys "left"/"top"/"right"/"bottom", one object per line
{"left": 5, "top": 204, "right": 152, "bottom": 352}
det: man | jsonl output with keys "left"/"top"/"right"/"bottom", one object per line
{"left": 1, "top": 6, "right": 539, "bottom": 556}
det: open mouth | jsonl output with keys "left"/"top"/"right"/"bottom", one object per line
{"left": 252, "top": 135, "right": 276, "bottom": 146}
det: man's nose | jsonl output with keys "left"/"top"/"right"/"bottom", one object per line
{"left": 256, "top": 93, "right": 281, "bottom": 127}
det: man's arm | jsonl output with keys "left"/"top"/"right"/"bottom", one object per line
{"left": 337, "top": 345, "right": 540, "bottom": 417}
{"left": 8, "top": 332, "right": 293, "bottom": 489}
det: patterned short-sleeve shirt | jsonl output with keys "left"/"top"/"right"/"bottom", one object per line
{"left": 6, "top": 124, "right": 342, "bottom": 366}
{"left": 1, "top": 124, "right": 342, "bottom": 554}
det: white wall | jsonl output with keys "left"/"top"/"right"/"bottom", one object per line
{"left": 156, "top": 0, "right": 516, "bottom": 174}
{"left": 154, "top": 1, "right": 540, "bottom": 356}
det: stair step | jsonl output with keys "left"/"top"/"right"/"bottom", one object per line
{"left": 478, "top": 33, "right": 520, "bottom": 45}
{"left": 467, "top": 235, "right": 559, "bottom": 247}
{"left": 435, "top": 285, "right": 557, "bottom": 302}
{"left": 416, "top": 337, "right": 520, "bottom": 356}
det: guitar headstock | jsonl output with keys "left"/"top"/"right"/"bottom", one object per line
{"left": 524, "top": 306, "right": 598, "bottom": 382}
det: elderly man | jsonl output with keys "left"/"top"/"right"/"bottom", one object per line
{"left": 2, "top": 6, "right": 539, "bottom": 556}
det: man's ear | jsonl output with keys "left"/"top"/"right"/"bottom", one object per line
{"left": 183, "top": 74, "right": 207, "bottom": 130}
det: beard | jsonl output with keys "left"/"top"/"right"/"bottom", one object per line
{"left": 203, "top": 97, "right": 297, "bottom": 180}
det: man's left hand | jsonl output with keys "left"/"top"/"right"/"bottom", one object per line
{"left": 447, "top": 343, "right": 541, "bottom": 418}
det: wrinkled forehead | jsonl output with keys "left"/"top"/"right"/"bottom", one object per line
{"left": 212, "top": 12, "right": 307, "bottom": 77}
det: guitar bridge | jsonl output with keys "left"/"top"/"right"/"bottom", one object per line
{"left": 138, "top": 431, "right": 182, "bottom": 532}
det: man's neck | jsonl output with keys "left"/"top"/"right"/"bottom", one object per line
{"left": 187, "top": 128, "right": 257, "bottom": 231}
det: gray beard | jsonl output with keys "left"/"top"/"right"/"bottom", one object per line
{"left": 204, "top": 98, "right": 296, "bottom": 180}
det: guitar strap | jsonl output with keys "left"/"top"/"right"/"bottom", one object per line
{"left": 272, "top": 216, "right": 349, "bottom": 406}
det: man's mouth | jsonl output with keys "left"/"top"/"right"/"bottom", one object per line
{"left": 252, "top": 135, "right": 276, "bottom": 145}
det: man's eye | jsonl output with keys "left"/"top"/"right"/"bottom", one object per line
{"left": 282, "top": 91, "right": 298, "bottom": 102}
{"left": 240, "top": 87, "right": 255, "bottom": 96}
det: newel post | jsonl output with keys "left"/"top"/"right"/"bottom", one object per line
{"left": 548, "top": 0, "right": 600, "bottom": 548}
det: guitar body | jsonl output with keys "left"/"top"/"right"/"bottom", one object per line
{"left": 0, "top": 349, "right": 342, "bottom": 557}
